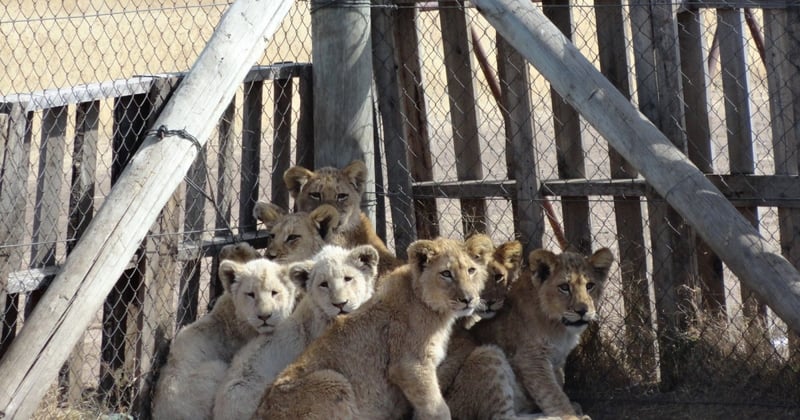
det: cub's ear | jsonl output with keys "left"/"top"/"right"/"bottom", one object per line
{"left": 589, "top": 247, "right": 614, "bottom": 280}
{"left": 219, "top": 242, "right": 261, "bottom": 264}
{"left": 495, "top": 240, "right": 523, "bottom": 270}
{"left": 253, "top": 201, "right": 287, "bottom": 226}
{"left": 464, "top": 233, "right": 494, "bottom": 265}
{"left": 218, "top": 260, "right": 245, "bottom": 293}
{"left": 348, "top": 245, "right": 379, "bottom": 277}
{"left": 407, "top": 239, "right": 438, "bottom": 276}
{"left": 288, "top": 260, "right": 315, "bottom": 290}
{"left": 310, "top": 204, "right": 341, "bottom": 240}
{"left": 284, "top": 165, "right": 315, "bottom": 198}
{"left": 528, "top": 249, "right": 558, "bottom": 283}
{"left": 341, "top": 160, "right": 368, "bottom": 195}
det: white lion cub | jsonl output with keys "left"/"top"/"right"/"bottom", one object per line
{"left": 213, "top": 244, "right": 379, "bottom": 420}
{"left": 151, "top": 255, "right": 298, "bottom": 420}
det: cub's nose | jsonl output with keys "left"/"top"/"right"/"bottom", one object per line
{"left": 332, "top": 301, "right": 348, "bottom": 310}
{"left": 574, "top": 308, "right": 587, "bottom": 317}
{"left": 457, "top": 296, "right": 476, "bottom": 306}
{"left": 258, "top": 314, "right": 272, "bottom": 322}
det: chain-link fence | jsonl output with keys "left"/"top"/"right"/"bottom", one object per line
{"left": 2, "top": 0, "right": 799, "bottom": 418}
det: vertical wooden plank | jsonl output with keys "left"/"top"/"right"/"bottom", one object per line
{"left": 210, "top": 99, "right": 237, "bottom": 301}
{"left": 438, "top": 0, "right": 488, "bottom": 235}
{"left": 59, "top": 101, "right": 100, "bottom": 405}
{"left": 630, "top": 0, "right": 697, "bottom": 391}
{"left": 176, "top": 146, "right": 206, "bottom": 328}
{"left": 135, "top": 78, "right": 182, "bottom": 419}
{"left": 496, "top": 36, "right": 543, "bottom": 254}
{"left": 395, "top": 6, "right": 439, "bottom": 240}
{"left": 240, "top": 81, "right": 262, "bottom": 233}
{"left": 311, "top": 0, "right": 376, "bottom": 220}
{"left": 295, "top": 66, "right": 315, "bottom": 171}
{"left": 678, "top": 7, "right": 726, "bottom": 316}
{"left": 541, "top": 0, "right": 592, "bottom": 254}
{"left": 272, "top": 77, "right": 293, "bottom": 209}
{"left": 0, "top": 105, "right": 32, "bottom": 358}
{"left": 718, "top": 8, "right": 767, "bottom": 328}
{"left": 372, "top": 0, "right": 417, "bottom": 258}
{"left": 25, "top": 105, "right": 68, "bottom": 315}
{"left": 596, "top": 0, "right": 656, "bottom": 376}
{"left": 99, "top": 93, "right": 150, "bottom": 406}
{"left": 764, "top": 6, "right": 800, "bottom": 368}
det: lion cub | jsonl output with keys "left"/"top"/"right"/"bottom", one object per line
{"left": 152, "top": 246, "right": 299, "bottom": 420}
{"left": 253, "top": 201, "right": 339, "bottom": 263}
{"left": 471, "top": 247, "right": 614, "bottom": 420}
{"left": 284, "top": 160, "right": 403, "bottom": 275}
{"left": 254, "top": 237, "right": 487, "bottom": 420}
{"left": 213, "top": 244, "right": 379, "bottom": 420}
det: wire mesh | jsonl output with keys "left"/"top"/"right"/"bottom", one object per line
{"left": 1, "top": 0, "right": 799, "bottom": 418}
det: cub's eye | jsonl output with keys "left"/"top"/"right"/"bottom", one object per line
{"left": 287, "top": 234, "right": 301, "bottom": 243}
{"left": 271, "top": 290, "right": 279, "bottom": 297}
{"left": 494, "top": 273, "right": 505, "bottom": 282}
{"left": 558, "top": 284, "right": 570, "bottom": 294}
{"left": 336, "top": 193, "right": 348, "bottom": 202}
{"left": 440, "top": 270, "right": 452, "bottom": 280}
{"left": 467, "top": 267, "right": 476, "bottom": 275}
{"left": 246, "top": 292, "right": 255, "bottom": 298}
{"left": 309, "top": 192, "right": 321, "bottom": 200}
{"left": 586, "top": 282, "right": 595, "bottom": 291}
{"left": 320, "top": 281, "right": 329, "bottom": 288}
{"left": 344, "top": 276, "right": 353, "bottom": 282}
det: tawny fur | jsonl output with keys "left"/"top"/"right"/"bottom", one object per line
{"left": 151, "top": 253, "right": 298, "bottom": 420}
{"left": 471, "top": 248, "right": 614, "bottom": 420}
{"left": 212, "top": 245, "right": 379, "bottom": 420}
{"left": 254, "top": 238, "right": 487, "bottom": 420}
{"left": 253, "top": 201, "right": 339, "bottom": 263}
{"left": 438, "top": 234, "right": 531, "bottom": 420}
{"left": 284, "top": 160, "right": 403, "bottom": 276}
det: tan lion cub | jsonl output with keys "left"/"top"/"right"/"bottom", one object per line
{"left": 254, "top": 237, "right": 487, "bottom": 420}
{"left": 283, "top": 160, "right": 403, "bottom": 276}
{"left": 151, "top": 248, "right": 299, "bottom": 420}
{"left": 212, "top": 244, "right": 379, "bottom": 420}
{"left": 253, "top": 201, "right": 339, "bottom": 263}
{"left": 471, "top": 247, "right": 614, "bottom": 420}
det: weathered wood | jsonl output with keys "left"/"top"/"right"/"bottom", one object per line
{"left": 0, "top": 1, "right": 293, "bottom": 417}
{"left": 439, "top": 0, "right": 488, "bottom": 235}
{"left": 177, "top": 144, "right": 207, "bottom": 328}
{"left": 311, "top": 0, "right": 376, "bottom": 220}
{"left": 272, "top": 77, "right": 293, "bottom": 210}
{"left": 472, "top": 0, "right": 800, "bottom": 340}
{"left": 395, "top": 6, "right": 439, "bottom": 240}
{"left": 596, "top": 0, "right": 656, "bottom": 375}
{"left": 240, "top": 80, "right": 263, "bottom": 233}
{"left": 25, "top": 106, "right": 68, "bottom": 315}
{"left": 211, "top": 99, "right": 237, "bottom": 300}
{"left": 0, "top": 105, "right": 32, "bottom": 358}
{"left": 496, "top": 36, "right": 543, "bottom": 253}
{"left": 542, "top": 0, "right": 592, "bottom": 254}
{"left": 60, "top": 100, "right": 100, "bottom": 405}
{"left": 372, "top": 0, "right": 416, "bottom": 258}
{"left": 678, "top": 8, "right": 726, "bottom": 316}
{"left": 295, "top": 66, "right": 314, "bottom": 171}
{"left": 718, "top": 8, "right": 768, "bottom": 328}
{"left": 764, "top": 6, "right": 800, "bottom": 367}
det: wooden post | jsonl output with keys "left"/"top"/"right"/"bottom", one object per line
{"left": 595, "top": 0, "right": 656, "bottom": 376}
{"left": 239, "top": 80, "right": 263, "bottom": 233}
{"left": 471, "top": 0, "right": 800, "bottom": 336}
{"left": 210, "top": 99, "right": 237, "bottom": 300}
{"left": 272, "top": 77, "right": 293, "bottom": 209}
{"left": 395, "top": 6, "right": 439, "bottom": 240}
{"left": 295, "top": 67, "right": 314, "bottom": 171}
{"left": 0, "top": 1, "right": 293, "bottom": 417}
{"left": 311, "top": 0, "right": 375, "bottom": 219}
{"left": 372, "top": 0, "right": 417, "bottom": 258}
{"left": 439, "top": 0, "right": 488, "bottom": 236}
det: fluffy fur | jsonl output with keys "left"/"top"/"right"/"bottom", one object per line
{"left": 284, "top": 160, "right": 403, "bottom": 275}
{"left": 253, "top": 201, "right": 339, "bottom": 263}
{"left": 151, "top": 256, "right": 298, "bottom": 420}
{"left": 471, "top": 248, "right": 615, "bottom": 420}
{"left": 254, "top": 238, "right": 487, "bottom": 420}
{"left": 213, "top": 245, "right": 379, "bottom": 420}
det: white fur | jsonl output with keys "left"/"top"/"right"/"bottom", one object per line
{"left": 212, "top": 245, "right": 379, "bottom": 420}
{"left": 151, "top": 258, "right": 297, "bottom": 420}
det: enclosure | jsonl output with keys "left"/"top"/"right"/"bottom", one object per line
{"left": 1, "top": 0, "right": 799, "bottom": 418}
